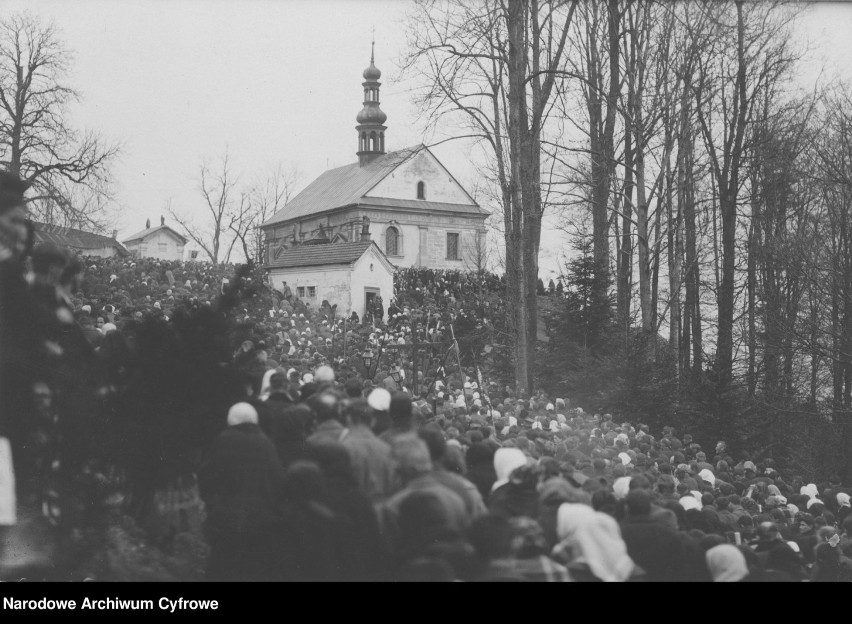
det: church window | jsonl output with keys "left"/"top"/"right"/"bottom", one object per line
{"left": 446, "top": 233, "right": 460, "bottom": 261}
{"left": 386, "top": 226, "right": 400, "bottom": 256}
{"left": 370, "top": 131, "right": 378, "bottom": 151}
{"left": 417, "top": 181, "right": 426, "bottom": 200}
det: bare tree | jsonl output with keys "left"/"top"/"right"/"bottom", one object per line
{"left": 237, "top": 163, "right": 300, "bottom": 264}
{"left": 404, "top": 0, "right": 577, "bottom": 394}
{"left": 689, "top": 1, "right": 798, "bottom": 400}
{"left": 0, "top": 12, "right": 118, "bottom": 230}
{"left": 169, "top": 151, "right": 239, "bottom": 266}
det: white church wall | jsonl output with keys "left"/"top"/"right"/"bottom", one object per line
{"left": 373, "top": 220, "right": 420, "bottom": 267}
{"left": 366, "top": 150, "right": 474, "bottom": 206}
{"left": 268, "top": 266, "right": 352, "bottom": 316}
{"left": 420, "top": 225, "right": 486, "bottom": 270}
{"left": 351, "top": 246, "right": 394, "bottom": 319}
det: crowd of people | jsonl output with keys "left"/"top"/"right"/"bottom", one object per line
{"left": 68, "top": 256, "right": 509, "bottom": 392}
{"left": 197, "top": 373, "right": 852, "bottom": 582}
{"left": 1, "top": 167, "right": 851, "bottom": 582}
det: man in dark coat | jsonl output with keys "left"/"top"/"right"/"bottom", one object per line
{"left": 255, "top": 372, "right": 308, "bottom": 468}
{"left": 340, "top": 398, "right": 396, "bottom": 503}
{"left": 199, "top": 402, "right": 285, "bottom": 581}
{"left": 303, "top": 441, "right": 390, "bottom": 580}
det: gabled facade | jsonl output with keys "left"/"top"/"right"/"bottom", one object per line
{"left": 122, "top": 218, "right": 187, "bottom": 261}
{"left": 260, "top": 51, "right": 488, "bottom": 271}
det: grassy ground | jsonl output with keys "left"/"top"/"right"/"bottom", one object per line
{"left": 1, "top": 504, "right": 209, "bottom": 582}
{"left": 86, "top": 511, "right": 209, "bottom": 581}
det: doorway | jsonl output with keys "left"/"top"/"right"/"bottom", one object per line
{"left": 365, "top": 288, "right": 380, "bottom": 316}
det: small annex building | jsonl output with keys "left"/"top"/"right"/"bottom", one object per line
{"left": 265, "top": 237, "right": 394, "bottom": 321}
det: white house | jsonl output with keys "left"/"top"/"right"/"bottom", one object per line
{"left": 265, "top": 239, "right": 394, "bottom": 320}
{"left": 122, "top": 217, "right": 187, "bottom": 261}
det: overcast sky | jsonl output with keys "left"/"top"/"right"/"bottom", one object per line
{"left": 5, "top": 0, "right": 852, "bottom": 280}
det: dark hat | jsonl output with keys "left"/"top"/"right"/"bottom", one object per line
{"left": 0, "top": 170, "right": 30, "bottom": 214}
{"left": 31, "top": 242, "right": 69, "bottom": 272}
{"left": 390, "top": 391, "right": 413, "bottom": 421}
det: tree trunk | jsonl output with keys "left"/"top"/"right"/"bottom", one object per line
{"left": 589, "top": 0, "right": 620, "bottom": 326}
{"left": 683, "top": 128, "right": 702, "bottom": 377}
{"left": 617, "top": 127, "right": 634, "bottom": 332}
{"left": 507, "top": 0, "right": 530, "bottom": 396}
{"left": 668, "top": 152, "right": 681, "bottom": 380}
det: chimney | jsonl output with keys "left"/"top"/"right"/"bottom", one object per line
{"left": 146, "top": 218, "right": 151, "bottom": 229}
{"left": 161, "top": 215, "right": 165, "bottom": 226}
{"left": 112, "top": 229, "right": 118, "bottom": 240}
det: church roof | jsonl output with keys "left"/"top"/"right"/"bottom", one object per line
{"left": 265, "top": 240, "right": 382, "bottom": 270}
{"left": 122, "top": 224, "right": 188, "bottom": 245}
{"left": 262, "top": 145, "right": 487, "bottom": 227}
{"left": 32, "top": 222, "right": 130, "bottom": 256}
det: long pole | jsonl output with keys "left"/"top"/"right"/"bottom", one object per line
{"left": 450, "top": 324, "right": 468, "bottom": 412}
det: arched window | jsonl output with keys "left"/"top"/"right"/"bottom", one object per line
{"left": 386, "top": 226, "right": 400, "bottom": 256}
{"left": 361, "top": 132, "right": 367, "bottom": 151}
{"left": 370, "top": 131, "right": 377, "bottom": 151}
{"left": 417, "top": 181, "right": 426, "bottom": 200}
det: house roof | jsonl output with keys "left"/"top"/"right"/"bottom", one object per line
{"left": 122, "top": 224, "right": 188, "bottom": 245}
{"left": 261, "top": 145, "right": 488, "bottom": 227}
{"left": 265, "top": 240, "right": 389, "bottom": 270}
{"left": 32, "top": 222, "right": 130, "bottom": 257}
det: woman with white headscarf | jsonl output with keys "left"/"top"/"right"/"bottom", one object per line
{"left": 551, "top": 503, "right": 636, "bottom": 582}
{"left": 258, "top": 368, "right": 277, "bottom": 401}
{"left": 706, "top": 544, "right": 750, "bottom": 582}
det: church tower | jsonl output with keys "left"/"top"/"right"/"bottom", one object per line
{"left": 356, "top": 42, "right": 387, "bottom": 167}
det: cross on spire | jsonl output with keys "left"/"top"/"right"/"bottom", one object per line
{"left": 371, "top": 27, "right": 375, "bottom": 63}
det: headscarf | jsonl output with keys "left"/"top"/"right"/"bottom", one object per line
{"left": 679, "top": 495, "right": 702, "bottom": 512}
{"left": 227, "top": 402, "right": 258, "bottom": 426}
{"left": 800, "top": 483, "right": 819, "bottom": 499}
{"left": 698, "top": 469, "right": 716, "bottom": 486}
{"left": 492, "top": 448, "right": 528, "bottom": 492}
{"left": 554, "top": 503, "right": 635, "bottom": 582}
{"left": 836, "top": 492, "right": 850, "bottom": 508}
{"left": 706, "top": 544, "right": 749, "bottom": 582}
{"left": 613, "top": 476, "right": 632, "bottom": 501}
{"left": 259, "top": 368, "right": 276, "bottom": 401}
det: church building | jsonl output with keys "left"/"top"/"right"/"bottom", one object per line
{"left": 261, "top": 47, "right": 489, "bottom": 270}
